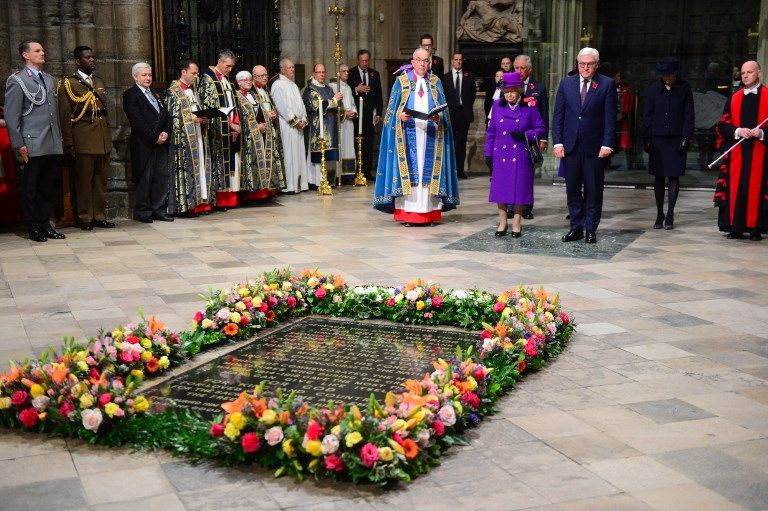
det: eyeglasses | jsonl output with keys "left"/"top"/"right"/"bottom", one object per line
{"left": 414, "top": 58, "right": 430, "bottom": 64}
{"left": 577, "top": 62, "right": 598, "bottom": 68}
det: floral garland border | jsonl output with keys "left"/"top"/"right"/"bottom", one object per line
{"left": 0, "top": 268, "right": 574, "bottom": 485}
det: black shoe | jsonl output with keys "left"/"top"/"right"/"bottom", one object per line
{"left": 522, "top": 211, "right": 534, "bottom": 220}
{"left": 749, "top": 232, "right": 763, "bottom": 241}
{"left": 654, "top": 213, "right": 665, "bottom": 229}
{"left": 135, "top": 216, "right": 153, "bottom": 223}
{"left": 80, "top": 223, "right": 93, "bottom": 231}
{"left": 664, "top": 212, "right": 674, "bottom": 230}
{"left": 511, "top": 230, "right": 522, "bottom": 238}
{"left": 562, "top": 229, "right": 584, "bottom": 242}
{"left": 43, "top": 228, "right": 66, "bottom": 240}
{"left": 494, "top": 227, "right": 508, "bottom": 237}
{"left": 585, "top": 231, "right": 597, "bottom": 244}
{"left": 29, "top": 230, "right": 47, "bottom": 242}
{"left": 726, "top": 232, "right": 744, "bottom": 239}
{"left": 565, "top": 214, "right": 571, "bottom": 220}
{"left": 152, "top": 214, "right": 174, "bottom": 222}
{"left": 93, "top": 220, "right": 116, "bottom": 228}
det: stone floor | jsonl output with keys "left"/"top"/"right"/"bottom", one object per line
{"left": 0, "top": 177, "right": 766, "bottom": 511}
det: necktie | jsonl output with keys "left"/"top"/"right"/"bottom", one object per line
{"left": 744, "top": 88, "right": 757, "bottom": 95}
{"left": 38, "top": 72, "right": 47, "bottom": 91}
{"left": 580, "top": 79, "right": 588, "bottom": 106}
{"left": 455, "top": 71, "right": 461, "bottom": 105}
{"left": 145, "top": 88, "right": 159, "bottom": 112}
{"left": 363, "top": 70, "right": 368, "bottom": 86}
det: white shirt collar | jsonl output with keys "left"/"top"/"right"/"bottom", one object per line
{"left": 77, "top": 69, "right": 92, "bottom": 82}
{"left": 744, "top": 85, "right": 760, "bottom": 95}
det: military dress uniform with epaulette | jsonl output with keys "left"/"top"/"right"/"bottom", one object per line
{"left": 3, "top": 66, "right": 64, "bottom": 241}
{"left": 57, "top": 71, "right": 113, "bottom": 228}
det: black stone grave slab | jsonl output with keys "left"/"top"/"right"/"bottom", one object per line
{"left": 142, "top": 317, "right": 473, "bottom": 419}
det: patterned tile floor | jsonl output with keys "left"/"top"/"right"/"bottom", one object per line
{"left": 1, "top": 177, "right": 767, "bottom": 510}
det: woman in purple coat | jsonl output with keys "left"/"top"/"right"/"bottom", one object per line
{"left": 485, "top": 72, "right": 546, "bottom": 236}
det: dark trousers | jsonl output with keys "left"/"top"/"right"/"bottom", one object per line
{"left": 75, "top": 153, "right": 110, "bottom": 223}
{"left": 453, "top": 120, "right": 469, "bottom": 176}
{"left": 22, "top": 154, "right": 59, "bottom": 232}
{"left": 564, "top": 142, "right": 605, "bottom": 232}
{"left": 134, "top": 146, "right": 169, "bottom": 220}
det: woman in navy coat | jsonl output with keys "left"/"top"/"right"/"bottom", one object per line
{"left": 642, "top": 58, "right": 694, "bottom": 229}
{"left": 485, "top": 72, "right": 546, "bottom": 237}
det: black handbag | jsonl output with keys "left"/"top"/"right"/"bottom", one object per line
{"left": 525, "top": 131, "right": 544, "bottom": 169}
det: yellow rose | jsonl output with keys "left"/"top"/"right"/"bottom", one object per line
{"left": 295, "top": 291, "right": 303, "bottom": 300}
{"left": 104, "top": 402, "right": 120, "bottom": 418}
{"left": 331, "top": 425, "right": 341, "bottom": 436}
{"left": 76, "top": 360, "right": 88, "bottom": 372}
{"left": 324, "top": 283, "right": 334, "bottom": 291}
{"left": 141, "top": 351, "right": 153, "bottom": 362}
{"left": 79, "top": 394, "right": 94, "bottom": 409}
{"left": 282, "top": 439, "right": 295, "bottom": 457}
{"left": 229, "top": 412, "right": 246, "bottom": 430}
{"left": 224, "top": 422, "right": 240, "bottom": 440}
{"left": 235, "top": 301, "right": 246, "bottom": 311}
{"left": 130, "top": 369, "right": 144, "bottom": 378}
{"left": 133, "top": 396, "right": 150, "bottom": 413}
{"left": 158, "top": 356, "right": 170, "bottom": 369}
{"left": 416, "top": 300, "right": 425, "bottom": 310}
{"left": 305, "top": 439, "right": 323, "bottom": 457}
{"left": 253, "top": 298, "right": 263, "bottom": 307}
{"left": 260, "top": 409, "right": 277, "bottom": 425}
{"left": 238, "top": 287, "right": 250, "bottom": 297}
{"left": 378, "top": 446, "right": 394, "bottom": 461}
{"left": 307, "top": 277, "right": 318, "bottom": 288}
{"left": 30, "top": 384, "right": 45, "bottom": 398}
{"left": 345, "top": 431, "right": 363, "bottom": 447}
{"left": 229, "top": 312, "right": 241, "bottom": 324}
{"left": 0, "top": 397, "right": 11, "bottom": 409}
{"left": 74, "top": 350, "right": 87, "bottom": 362}
{"left": 112, "top": 329, "right": 124, "bottom": 341}
{"left": 201, "top": 318, "right": 213, "bottom": 329}
{"left": 282, "top": 281, "right": 292, "bottom": 291}
{"left": 162, "top": 344, "right": 171, "bottom": 355}
{"left": 140, "top": 338, "right": 152, "bottom": 349}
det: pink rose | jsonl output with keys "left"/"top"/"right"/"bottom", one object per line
{"left": 19, "top": 407, "right": 39, "bottom": 428}
{"left": 264, "top": 426, "right": 284, "bottom": 446}
{"left": 438, "top": 405, "right": 457, "bottom": 426}
{"left": 524, "top": 342, "right": 538, "bottom": 357}
{"left": 259, "top": 302, "right": 269, "bottom": 313}
{"left": 241, "top": 432, "right": 261, "bottom": 453}
{"left": 432, "top": 419, "right": 445, "bottom": 436}
{"left": 359, "top": 442, "right": 380, "bottom": 467}
{"left": 492, "top": 302, "right": 505, "bottom": 313}
{"left": 287, "top": 296, "right": 297, "bottom": 308}
{"left": 431, "top": 295, "right": 444, "bottom": 308}
{"left": 193, "top": 311, "right": 204, "bottom": 323}
{"left": 210, "top": 423, "right": 225, "bottom": 437}
{"left": 480, "top": 329, "right": 492, "bottom": 340}
{"left": 461, "top": 391, "right": 480, "bottom": 410}
{"left": 386, "top": 297, "right": 395, "bottom": 307}
{"left": 10, "top": 390, "right": 29, "bottom": 407}
{"left": 268, "top": 296, "right": 278, "bottom": 307}
{"left": 81, "top": 408, "right": 103, "bottom": 432}
{"left": 473, "top": 366, "right": 486, "bottom": 381}
{"left": 324, "top": 454, "right": 344, "bottom": 472}
{"left": 314, "top": 288, "right": 327, "bottom": 299}
{"left": 59, "top": 401, "right": 76, "bottom": 418}
{"left": 558, "top": 312, "right": 571, "bottom": 325}
{"left": 119, "top": 351, "right": 133, "bottom": 364}
{"left": 98, "top": 393, "right": 112, "bottom": 406}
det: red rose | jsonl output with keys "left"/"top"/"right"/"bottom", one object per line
{"left": 431, "top": 295, "right": 444, "bottom": 308}
{"left": 492, "top": 302, "right": 505, "bottom": 313}
{"left": 239, "top": 315, "right": 250, "bottom": 326}
{"left": 11, "top": 390, "right": 29, "bottom": 407}
{"left": 241, "top": 432, "right": 261, "bottom": 453}
{"left": 432, "top": 418, "right": 445, "bottom": 436}
{"left": 89, "top": 368, "right": 101, "bottom": 379}
{"left": 314, "top": 288, "right": 327, "bottom": 300}
{"left": 287, "top": 296, "right": 297, "bottom": 309}
{"left": 259, "top": 302, "right": 269, "bottom": 313}
{"left": 59, "top": 401, "right": 76, "bottom": 418}
{"left": 98, "top": 393, "right": 112, "bottom": 406}
{"left": 324, "top": 454, "right": 344, "bottom": 472}
{"left": 193, "top": 311, "right": 204, "bottom": 323}
{"left": 461, "top": 391, "right": 480, "bottom": 409}
{"left": 210, "top": 423, "right": 225, "bottom": 437}
{"left": 473, "top": 366, "right": 486, "bottom": 381}
{"left": 126, "top": 336, "right": 139, "bottom": 344}
{"left": 19, "top": 407, "right": 39, "bottom": 428}
{"left": 306, "top": 420, "right": 324, "bottom": 441}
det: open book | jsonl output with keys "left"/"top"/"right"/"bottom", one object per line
{"left": 194, "top": 106, "right": 235, "bottom": 119}
{"left": 404, "top": 103, "right": 448, "bottom": 121}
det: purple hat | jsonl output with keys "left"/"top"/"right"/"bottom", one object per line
{"left": 501, "top": 71, "right": 524, "bottom": 89}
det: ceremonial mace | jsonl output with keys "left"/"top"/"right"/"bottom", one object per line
{"left": 708, "top": 115, "right": 768, "bottom": 169}
{"left": 329, "top": 0, "right": 345, "bottom": 188}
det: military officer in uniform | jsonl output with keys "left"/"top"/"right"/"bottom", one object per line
{"left": 57, "top": 46, "right": 114, "bottom": 230}
{"left": 4, "top": 39, "right": 65, "bottom": 242}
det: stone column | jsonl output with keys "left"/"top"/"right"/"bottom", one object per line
{"left": 758, "top": 0, "right": 768, "bottom": 70}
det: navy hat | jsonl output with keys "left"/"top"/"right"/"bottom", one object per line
{"left": 501, "top": 71, "right": 524, "bottom": 89}
{"left": 656, "top": 58, "right": 681, "bottom": 75}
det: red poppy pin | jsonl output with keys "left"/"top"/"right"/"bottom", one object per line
{"left": 370, "top": 71, "right": 375, "bottom": 78}
{"left": 591, "top": 81, "right": 599, "bottom": 89}
{"left": 523, "top": 97, "right": 537, "bottom": 107}
{"left": 463, "top": 72, "right": 469, "bottom": 78}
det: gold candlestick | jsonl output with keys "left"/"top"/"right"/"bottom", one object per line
{"left": 354, "top": 134, "right": 367, "bottom": 186}
{"left": 317, "top": 137, "right": 334, "bottom": 195}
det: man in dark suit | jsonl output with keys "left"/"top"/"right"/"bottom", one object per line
{"left": 4, "top": 39, "right": 66, "bottom": 242}
{"left": 420, "top": 34, "right": 444, "bottom": 78}
{"left": 123, "top": 62, "right": 173, "bottom": 223}
{"left": 442, "top": 52, "right": 476, "bottom": 179}
{"left": 515, "top": 54, "right": 549, "bottom": 219}
{"left": 57, "top": 46, "right": 114, "bottom": 231}
{"left": 552, "top": 47, "right": 616, "bottom": 244}
{"left": 346, "top": 49, "right": 383, "bottom": 180}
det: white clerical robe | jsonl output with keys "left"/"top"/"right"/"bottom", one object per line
{"left": 394, "top": 76, "right": 442, "bottom": 216}
{"left": 271, "top": 74, "right": 309, "bottom": 193}
{"left": 329, "top": 80, "right": 356, "bottom": 161}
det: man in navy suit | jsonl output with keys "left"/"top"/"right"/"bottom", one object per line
{"left": 442, "top": 52, "right": 476, "bottom": 179}
{"left": 552, "top": 47, "right": 616, "bottom": 244}
{"left": 123, "top": 62, "right": 173, "bottom": 223}
{"left": 347, "top": 49, "right": 383, "bottom": 180}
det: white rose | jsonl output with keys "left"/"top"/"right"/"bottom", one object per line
{"left": 453, "top": 290, "right": 468, "bottom": 300}
{"left": 438, "top": 405, "right": 457, "bottom": 426}
{"left": 81, "top": 408, "right": 103, "bottom": 432}
{"left": 354, "top": 286, "right": 365, "bottom": 295}
{"left": 31, "top": 396, "right": 50, "bottom": 412}
{"left": 321, "top": 434, "right": 340, "bottom": 454}
{"left": 482, "top": 337, "right": 496, "bottom": 351}
{"left": 264, "top": 426, "right": 284, "bottom": 446}
{"left": 417, "top": 428, "right": 431, "bottom": 447}
{"left": 406, "top": 290, "right": 419, "bottom": 301}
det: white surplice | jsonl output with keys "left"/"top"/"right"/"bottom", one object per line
{"left": 271, "top": 74, "right": 309, "bottom": 193}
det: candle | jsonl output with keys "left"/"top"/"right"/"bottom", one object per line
{"left": 319, "top": 94, "right": 324, "bottom": 140}
{"left": 358, "top": 95, "right": 363, "bottom": 133}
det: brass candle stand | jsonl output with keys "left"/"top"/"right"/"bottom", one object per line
{"left": 354, "top": 135, "right": 368, "bottom": 186}
{"left": 317, "top": 137, "right": 334, "bottom": 195}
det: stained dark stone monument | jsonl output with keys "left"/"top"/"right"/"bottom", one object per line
{"left": 142, "top": 317, "right": 473, "bottom": 418}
